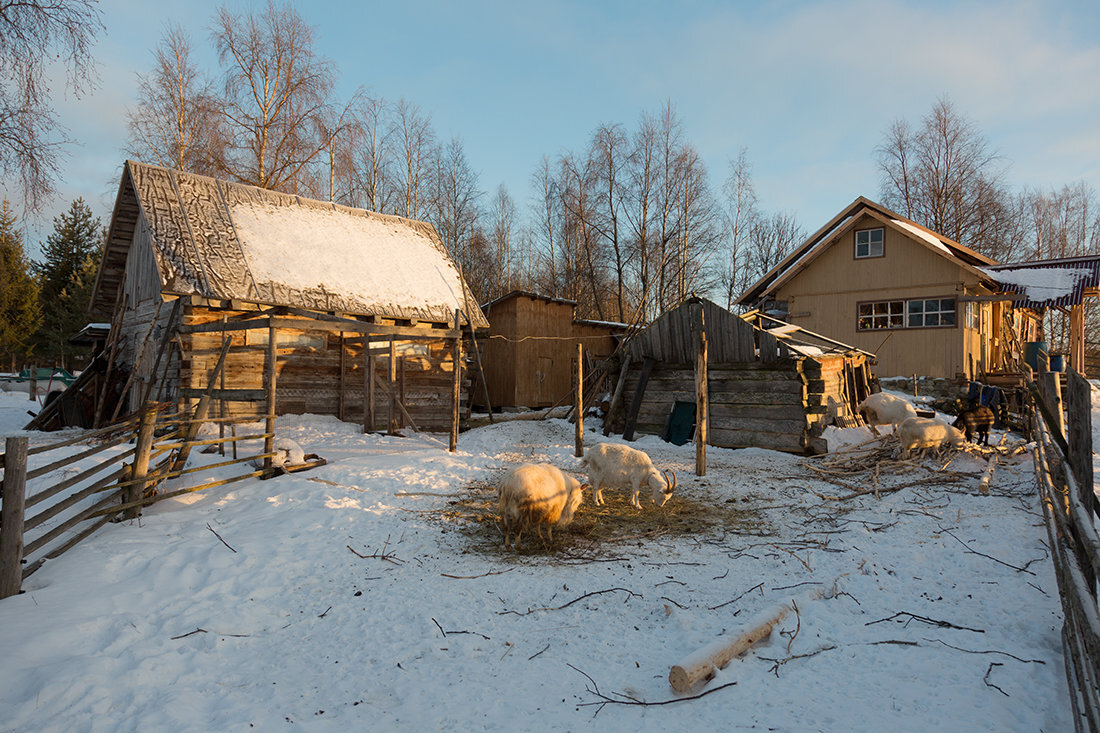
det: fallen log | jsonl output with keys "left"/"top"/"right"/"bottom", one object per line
{"left": 669, "top": 587, "right": 829, "bottom": 693}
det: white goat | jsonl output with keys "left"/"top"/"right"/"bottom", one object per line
{"left": 581, "top": 443, "right": 676, "bottom": 509}
{"left": 897, "top": 416, "right": 965, "bottom": 458}
{"left": 497, "top": 463, "right": 584, "bottom": 550}
{"left": 858, "top": 392, "right": 918, "bottom": 425}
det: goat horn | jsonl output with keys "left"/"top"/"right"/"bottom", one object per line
{"left": 663, "top": 469, "right": 677, "bottom": 492}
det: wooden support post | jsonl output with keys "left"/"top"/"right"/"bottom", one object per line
{"left": 912, "top": 373, "right": 918, "bottom": 397}
{"left": 219, "top": 316, "right": 227, "bottom": 456}
{"left": 1069, "top": 305, "right": 1085, "bottom": 375}
{"left": 264, "top": 320, "right": 277, "bottom": 471}
{"left": 695, "top": 330, "right": 708, "bottom": 477}
{"left": 1041, "top": 370, "right": 1066, "bottom": 443}
{"left": 575, "top": 343, "right": 584, "bottom": 458}
{"left": 338, "top": 332, "right": 346, "bottom": 422}
{"left": 450, "top": 310, "right": 461, "bottom": 452}
{"left": 0, "top": 436, "right": 28, "bottom": 599}
{"left": 363, "top": 338, "right": 374, "bottom": 433}
{"left": 603, "top": 357, "right": 632, "bottom": 437}
{"left": 388, "top": 338, "right": 397, "bottom": 435}
{"left": 28, "top": 365, "right": 36, "bottom": 402}
{"left": 126, "top": 408, "right": 157, "bottom": 519}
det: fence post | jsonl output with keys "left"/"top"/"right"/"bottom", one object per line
{"left": 696, "top": 328, "right": 708, "bottom": 477}
{"left": 126, "top": 409, "right": 157, "bottom": 519}
{"left": 450, "top": 310, "right": 461, "bottom": 453}
{"left": 574, "top": 344, "right": 584, "bottom": 458}
{"left": 0, "top": 436, "right": 28, "bottom": 598}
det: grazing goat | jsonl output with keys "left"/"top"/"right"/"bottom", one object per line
{"left": 857, "top": 392, "right": 918, "bottom": 425}
{"left": 953, "top": 405, "right": 994, "bottom": 446}
{"left": 581, "top": 443, "right": 676, "bottom": 509}
{"left": 897, "top": 417, "right": 965, "bottom": 458}
{"left": 497, "top": 463, "right": 584, "bottom": 550}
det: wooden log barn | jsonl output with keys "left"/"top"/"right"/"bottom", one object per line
{"left": 474, "top": 290, "right": 628, "bottom": 411}
{"left": 72, "top": 160, "right": 489, "bottom": 434}
{"left": 605, "top": 297, "right": 874, "bottom": 454}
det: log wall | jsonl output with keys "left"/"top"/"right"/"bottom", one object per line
{"left": 610, "top": 356, "right": 862, "bottom": 454}
{"left": 178, "top": 305, "right": 466, "bottom": 432}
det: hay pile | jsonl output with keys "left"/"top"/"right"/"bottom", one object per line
{"left": 435, "top": 479, "right": 766, "bottom": 558}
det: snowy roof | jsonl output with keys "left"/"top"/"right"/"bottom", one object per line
{"left": 981, "top": 255, "right": 1100, "bottom": 308}
{"left": 735, "top": 196, "right": 996, "bottom": 306}
{"left": 91, "top": 161, "right": 488, "bottom": 328}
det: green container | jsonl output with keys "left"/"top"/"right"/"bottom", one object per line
{"left": 1023, "top": 341, "right": 1048, "bottom": 371}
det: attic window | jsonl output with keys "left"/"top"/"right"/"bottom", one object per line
{"left": 855, "top": 228, "right": 884, "bottom": 258}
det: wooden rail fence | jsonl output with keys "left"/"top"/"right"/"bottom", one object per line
{"left": 1030, "top": 367, "right": 1099, "bottom": 733}
{"left": 0, "top": 405, "right": 276, "bottom": 600}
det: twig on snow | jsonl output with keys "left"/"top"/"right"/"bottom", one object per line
{"left": 441, "top": 568, "right": 515, "bottom": 579}
{"left": 865, "top": 611, "right": 985, "bottom": 634}
{"left": 497, "top": 587, "right": 642, "bottom": 616}
{"left": 936, "top": 527, "right": 1035, "bottom": 575}
{"left": 925, "top": 639, "right": 1045, "bottom": 664}
{"left": 983, "top": 662, "right": 1010, "bottom": 696}
{"left": 528, "top": 643, "right": 550, "bottom": 661}
{"left": 760, "top": 644, "right": 837, "bottom": 677}
{"left": 708, "top": 582, "right": 763, "bottom": 611}
{"left": 568, "top": 663, "right": 737, "bottom": 717}
{"left": 206, "top": 523, "right": 237, "bottom": 553}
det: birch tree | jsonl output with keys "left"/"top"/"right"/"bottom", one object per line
{"left": 211, "top": 1, "right": 335, "bottom": 192}
{"left": 127, "top": 24, "right": 223, "bottom": 174}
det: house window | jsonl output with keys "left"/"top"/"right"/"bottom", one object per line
{"left": 858, "top": 298, "right": 956, "bottom": 330}
{"left": 858, "top": 300, "right": 904, "bottom": 330}
{"left": 907, "top": 298, "right": 956, "bottom": 328}
{"left": 855, "top": 228, "right": 884, "bottom": 258}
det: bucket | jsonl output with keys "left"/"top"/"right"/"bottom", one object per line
{"left": 1049, "top": 354, "right": 1065, "bottom": 372}
{"left": 1024, "top": 341, "right": 1048, "bottom": 371}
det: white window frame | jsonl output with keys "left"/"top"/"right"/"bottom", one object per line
{"left": 858, "top": 297, "right": 957, "bottom": 331}
{"left": 855, "top": 228, "right": 884, "bottom": 259}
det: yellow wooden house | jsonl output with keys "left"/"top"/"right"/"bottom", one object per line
{"left": 735, "top": 197, "right": 1035, "bottom": 379}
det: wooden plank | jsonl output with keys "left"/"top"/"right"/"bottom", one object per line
{"left": 179, "top": 388, "right": 266, "bottom": 401}
{"left": 180, "top": 317, "right": 458, "bottom": 340}
{"left": 707, "top": 427, "right": 807, "bottom": 453}
{"left": 623, "top": 357, "right": 656, "bottom": 441}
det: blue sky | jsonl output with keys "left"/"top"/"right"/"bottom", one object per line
{"left": 13, "top": 0, "right": 1100, "bottom": 255}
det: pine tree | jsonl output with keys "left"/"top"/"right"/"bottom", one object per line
{"left": 0, "top": 201, "right": 41, "bottom": 369}
{"left": 33, "top": 198, "right": 102, "bottom": 365}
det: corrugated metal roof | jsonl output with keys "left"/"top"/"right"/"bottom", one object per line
{"left": 983, "top": 255, "right": 1100, "bottom": 308}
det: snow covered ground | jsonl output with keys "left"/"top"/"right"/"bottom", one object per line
{"left": 0, "top": 389, "right": 1089, "bottom": 732}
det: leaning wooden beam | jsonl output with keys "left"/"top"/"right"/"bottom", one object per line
{"left": 22, "top": 503, "right": 120, "bottom": 580}
{"left": 92, "top": 286, "right": 128, "bottom": 428}
{"left": 603, "top": 357, "right": 632, "bottom": 437}
{"left": 171, "top": 339, "right": 234, "bottom": 475}
{"left": 86, "top": 467, "right": 268, "bottom": 519}
{"left": 109, "top": 298, "right": 163, "bottom": 423}
{"left": 139, "top": 299, "right": 184, "bottom": 411}
{"left": 26, "top": 430, "right": 135, "bottom": 480}
{"left": 23, "top": 487, "right": 127, "bottom": 557}
{"left": 24, "top": 446, "right": 137, "bottom": 509}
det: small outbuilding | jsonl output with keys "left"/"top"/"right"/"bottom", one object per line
{"left": 475, "top": 291, "right": 627, "bottom": 410}
{"left": 81, "top": 160, "right": 488, "bottom": 432}
{"left": 606, "top": 297, "right": 873, "bottom": 454}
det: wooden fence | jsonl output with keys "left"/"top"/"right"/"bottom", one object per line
{"left": 1030, "top": 367, "right": 1099, "bottom": 733}
{"left": 0, "top": 404, "right": 277, "bottom": 600}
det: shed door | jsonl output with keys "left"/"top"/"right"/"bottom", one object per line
{"left": 535, "top": 356, "right": 553, "bottom": 406}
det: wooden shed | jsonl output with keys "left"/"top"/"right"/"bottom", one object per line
{"left": 475, "top": 291, "right": 626, "bottom": 410}
{"left": 606, "top": 297, "right": 873, "bottom": 454}
{"left": 84, "top": 160, "right": 489, "bottom": 432}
